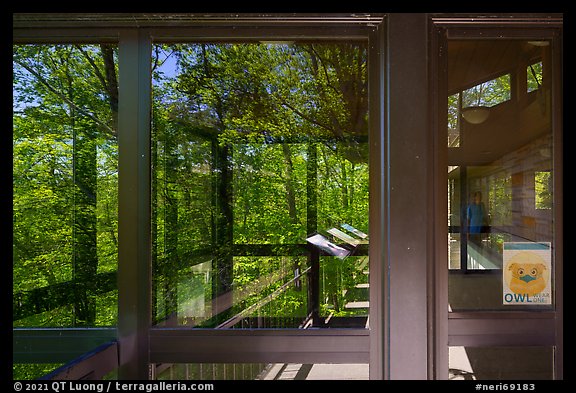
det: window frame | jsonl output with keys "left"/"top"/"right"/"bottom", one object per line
{"left": 429, "top": 15, "right": 563, "bottom": 380}
{"left": 12, "top": 13, "right": 387, "bottom": 380}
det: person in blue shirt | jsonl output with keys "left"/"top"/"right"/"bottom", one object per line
{"left": 467, "top": 191, "right": 487, "bottom": 245}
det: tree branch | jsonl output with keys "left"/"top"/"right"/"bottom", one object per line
{"left": 14, "top": 58, "right": 117, "bottom": 138}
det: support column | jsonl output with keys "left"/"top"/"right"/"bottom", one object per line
{"left": 388, "top": 13, "right": 430, "bottom": 379}
{"left": 368, "top": 18, "right": 388, "bottom": 380}
{"left": 118, "top": 29, "right": 152, "bottom": 380}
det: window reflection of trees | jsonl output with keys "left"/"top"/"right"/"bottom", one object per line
{"left": 152, "top": 43, "right": 371, "bottom": 327}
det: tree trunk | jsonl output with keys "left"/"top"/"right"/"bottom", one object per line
{"left": 282, "top": 142, "right": 298, "bottom": 224}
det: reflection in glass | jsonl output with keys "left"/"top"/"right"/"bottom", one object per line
{"left": 527, "top": 61, "right": 543, "bottom": 93}
{"left": 462, "top": 74, "right": 511, "bottom": 109}
{"left": 13, "top": 44, "right": 119, "bottom": 327}
{"left": 447, "top": 40, "right": 554, "bottom": 311}
{"left": 13, "top": 44, "right": 119, "bottom": 379}
{"left": 449, "top": 346, "right": 554, "bottom": 380}
{"left": 155, "top": 363, "right": 369, "bottom": 380}
{"left": 151, "top": 43, "right": 369, "bottom": 328}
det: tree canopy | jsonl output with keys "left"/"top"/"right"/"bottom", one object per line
{"left": 13, "top": 42, "right": 370, "bottom": 378}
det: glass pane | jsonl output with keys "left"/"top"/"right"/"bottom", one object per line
{"left": 155, "top": 363, "right": 369, "bottom": 380}
{"left": 12, "top": 363, "right": 65, "bottom": 380}
{"left": 449, "top": 346, "right": 554, "bottom": 380}
{"left": 13, "top": 43, "right": 119, "bottom": 378}
{"left": 527, "top": 62, "right": 543, "bottom": 93}
{"left": 447, "top": 40, "right": 554, "bottom": 311}
{"left": 151, "top": 43, "right": 369, "bottom": 328}
{"left": 461, "top": 74, "right": 511, "bottom": 108}
{"left": 13, "top": 44, "right": 120, "bottom": 326}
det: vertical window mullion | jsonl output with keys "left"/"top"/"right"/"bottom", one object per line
{"left": 117, "top": 28, "right": 152, "bottom": 380}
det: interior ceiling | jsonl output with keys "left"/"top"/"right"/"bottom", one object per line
{"left": 448, "top": 40, "right": 543, "bottom": 95}
{"left": 447, "top": 39, "right": 551, "bottom": 166}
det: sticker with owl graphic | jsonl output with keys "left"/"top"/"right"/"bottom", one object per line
{"left": 503, "top": 242, "right": 551, "bottom": 305}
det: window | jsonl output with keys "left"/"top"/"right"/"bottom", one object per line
{"left": 12, "top": 14, "right": 380, "bottom": 381}
{"left": 535, "top": 171, "right": 552, "bottom": 210}
{"left": 462, "top": 74, "right": 511, "bottom": 108}
{"left": 527, "top": 61, "right": 543, "bottom": 93}
{"left": 446, "top": 39, "right": 555, "bottom": 311}
{"left": 151, "top": 43, "right": 370, "bottom": 329}
{"left": 447, "top": 74, "right": 511, "bottom": 147}
{"left": 13, "top": 44, "right": 119, "bottom": 378}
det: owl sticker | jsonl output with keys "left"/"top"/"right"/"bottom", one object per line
{"left": 507, "top": 260, "right": 547, "bottom": 296}
{"left": 503, "top": 243, "right": 551, "bottom": 305}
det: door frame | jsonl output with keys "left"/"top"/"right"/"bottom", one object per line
{"left": 429, "top": 14, "right": 563, "bottom": 380}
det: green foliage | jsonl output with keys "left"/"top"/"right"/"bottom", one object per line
{"left": 527, "top": 62, "right": 543, "bottom": 93}
{"left": 151, "top": 42, "right": 370, "bottom": 325}
{"left": 14, "top": 41, "right": 369, "bottom": 376}
{"left": 13, "top": 44, "right": 119, "bottom": 328}
{"left": 12, "top": 363, "right": 65, "bottom": 380}
{"left": 535, "top": 171, "right": 552, "bottom": 209}
{"left": 462, "top": 74, "right": 511, "bottom": 107}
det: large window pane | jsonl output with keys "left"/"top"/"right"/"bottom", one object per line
{"left": 447, "top": 40, "right": 554, "bottom": 311}
{"left": 151, "top": 43, "right": 369, "bottom": 328}
{"left": 449, "top": 346, "right": 554, "bottom": 380}
{"left": 13, "top": 44, "right": 119, "bottom": 377}
{"left": 155, "top": 362, "right": 369, "bottom": 380}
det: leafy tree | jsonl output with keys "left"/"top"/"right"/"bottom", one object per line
{"left": 14, "top": 41, "right": 370, "bottom": 335}
{"left": 150, "top": 42, "right": 369, "bottom": 326}
{"left": 13, "top": 44, "right": 119, "bottom": 327}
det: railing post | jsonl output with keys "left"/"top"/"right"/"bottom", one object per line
{"left": 306, "top": 142, "right": 320, "bottom": 325}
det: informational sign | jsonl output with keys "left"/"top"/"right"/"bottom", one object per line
{"left": 306, "top": 233, "right": 351, "bottom": 259}
{"left": 341, "top": 223, "right": 368, "bottom": 239}
{"left": 502, "top": 242, "right": 551, "bottom": 305}
{"left": 327, "top": 227, "right": 361, "bottom": 246}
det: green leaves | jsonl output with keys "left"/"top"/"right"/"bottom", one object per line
{"left": 13, "top": 44, "right": 119, "bottom": 327}
{"left": 13, "top": 41, "right": 370, "bottom": 330}
{"left": 151, "top": 42, "right": 369, "bottom": 325}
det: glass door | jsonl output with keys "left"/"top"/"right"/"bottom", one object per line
{"left": 435, "top": 21, "right": 563, "bottom": 380}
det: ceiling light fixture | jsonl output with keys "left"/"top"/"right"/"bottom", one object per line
{"left": 461, "top": 106, "right": 490, "bottom": 124}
